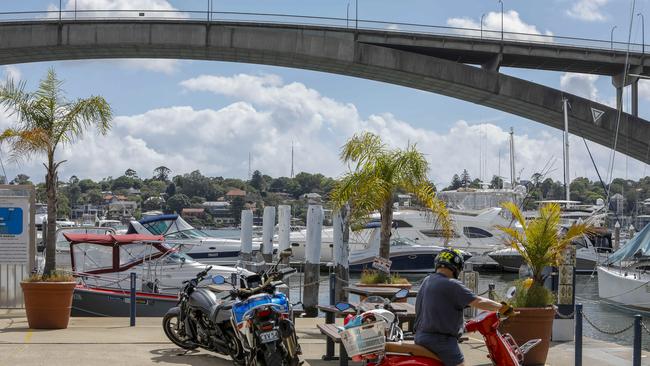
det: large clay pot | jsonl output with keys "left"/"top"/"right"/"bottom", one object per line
{"left": 21, "top": 282, "right": 76, "bottom": 329}
{"left": 356, "top": 282, "right": 412, "bottom": 303}
{"left": 499, "top": 307, "right": 555, "bottom": 366}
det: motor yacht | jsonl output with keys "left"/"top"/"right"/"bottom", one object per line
{"left": 63, "top": 233, "right": 251, "bottom": 316}
{"left": 127, "top": 214, "right": 261, "bottom": 265}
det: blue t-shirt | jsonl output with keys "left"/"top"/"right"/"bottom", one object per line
{"left": 414, "top": 272, "right": 477, "bottom": 337}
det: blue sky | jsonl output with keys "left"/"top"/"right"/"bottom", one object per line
{"left": 1, "top": 0, "right": 649, "bottom": 187}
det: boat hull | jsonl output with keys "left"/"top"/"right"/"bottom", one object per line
{"left": 349, "top": 248, "right": 471, "bottom": 273}
{"left": 488, "top": 248, "right": 598, "bottom": 273}
{"left": 71, "top": 286, "right": 178, "bottom": 317}
{"left": 597, "top": 266, "right": 650, "bottom": 311}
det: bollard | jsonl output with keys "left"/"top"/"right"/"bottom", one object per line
{"left": 329, "top": 273, "right": 336, "bottom": 306}
{"left": 575, "top": 304, "right": 582, "bottom": 366}
{"left": 130, "top": 272, "right": 136, "bottom": 326}
{"left": 488, "top": 283, "right": 495, "bottom": 300}
{"left": 278, "top": 205, "right": 291, "bottom": 264}
{"left": 240, "top": 210, "right": 253, "bottom": 267}
{"left": 332, "top": 207, "right": 350, "bottom": 303}
{"left": 262, "top": 206, "right": 276, "bottom": 264}
{"left": 303, "top": 205, "right": 323, "bottom": 317}
{"left": 633, "top": 314, "right": 642, "bottom": 366}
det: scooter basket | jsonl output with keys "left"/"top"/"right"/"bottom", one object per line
{"left": 339, "top": 321, "right": 386, "bottom": 357}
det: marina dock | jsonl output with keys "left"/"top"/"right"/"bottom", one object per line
{"left": 1, "top": 309, "right": 647, "bottom": 366}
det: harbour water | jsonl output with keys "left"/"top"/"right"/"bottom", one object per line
{"left": 207, "top": 228, "right": 650, "bottom": 351}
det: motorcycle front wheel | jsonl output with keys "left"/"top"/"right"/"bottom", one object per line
{"left": 162, "top": 313, "right": 198, "bottom": 350}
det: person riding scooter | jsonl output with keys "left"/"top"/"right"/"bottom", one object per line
{"left": 414, "top": 248, "right": 513, "bottom": 366}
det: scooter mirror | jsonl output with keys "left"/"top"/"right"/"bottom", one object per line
{"left": 280, "top": 248, "right": 293, "bottom": 259}
{"left": 212, "top": 275, "right": 226, "bottom": 285}
{"left": 394, "top": 288, "right": 409, "bottom": 299}
{"left": 506, "top": 286, "right": 516, "bottom": 300}
{"left": 335, "top": 302, "right": 352, "bottom": 312}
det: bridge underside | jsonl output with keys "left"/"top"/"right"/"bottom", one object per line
{"left": 0, "top": 20, "right": 648, "bottom": 164}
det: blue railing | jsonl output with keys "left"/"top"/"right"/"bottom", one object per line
{"left": 0, "top": 8, "right": 646, "bottom": 54}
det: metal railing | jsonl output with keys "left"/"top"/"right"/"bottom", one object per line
{"left": 0, "top": 8, "right": 646, "bottom": 54}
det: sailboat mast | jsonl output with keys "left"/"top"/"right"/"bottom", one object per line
{"left": 291, "top": 141, "right": 295, "bottom": 178}
{"left": 563, "top": 98, "right": 570, "bottom": 202}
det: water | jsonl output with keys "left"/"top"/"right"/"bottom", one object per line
{"left": 208, "top": 228, "right": 650, "bottom": 351}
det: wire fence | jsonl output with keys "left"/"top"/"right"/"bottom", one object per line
{"left": 0, "top": 8, "right": 646, "bottom": 53}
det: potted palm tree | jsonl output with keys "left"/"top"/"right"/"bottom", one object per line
{"left": 331, "top": 132, "right": 452, "bottom": 286}
{"left": 0, "top": 68, "right": 112, "bottom": 329}
{"left": 496, "top": 202, "right": 591, "bottom": 365}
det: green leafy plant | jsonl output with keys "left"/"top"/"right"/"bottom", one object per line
{"left": 24, "top": 271, "right": 75, "bottom": 283}
{"left": 359, "top": 269, "right": 409, "bottom": 285}
{"left": 496, "top": 202, "right": 592, "bottom": 307}
{"left": 331, "top": 132, "right": 453, "bottom": 261}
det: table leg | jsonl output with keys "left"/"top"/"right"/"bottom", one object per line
{"left": 339, "top": 342, "right": 348, "bottom": 366}
{"left": 323, "top": 312, "right": 336, "bottom": 360}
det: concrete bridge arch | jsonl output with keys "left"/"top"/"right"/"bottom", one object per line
{"left": 0, "top": 20, "right": 648, "bottom": 163}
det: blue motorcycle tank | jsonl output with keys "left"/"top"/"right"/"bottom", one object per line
{"left": 233, "top": 293, "right": 289, "bottom": 323}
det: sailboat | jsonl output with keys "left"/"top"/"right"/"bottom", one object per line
{"left": 597, "top": 223, "right": 650, "bottom": 310}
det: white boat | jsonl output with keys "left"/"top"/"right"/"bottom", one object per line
{"left": 96, "top": 219, "right": 128, "bottom": 234}
{"left": 597, "top": 223, "right": 650, "bottom": 310}
{"left": 127, "top": 214, "right": 261, "bottom": 265}
{"left": 286, "top": 208, "right": 511, "bottom": 263}
{"left": 63, "top": 232, "right": 250, "bottom": 295}
{"left": 43, "top": 227, "right": 118, "bottom": 270}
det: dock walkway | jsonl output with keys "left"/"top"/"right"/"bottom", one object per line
{"left": 0, "top": 309, "right": 647, "bottom": 365}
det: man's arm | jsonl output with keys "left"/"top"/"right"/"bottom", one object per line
{"left": 469, "top": 296, "right": 503, "bottom": 312}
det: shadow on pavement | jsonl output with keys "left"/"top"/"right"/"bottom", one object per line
{"left": 149, "top": 348, "right": 233, "bottom": 365}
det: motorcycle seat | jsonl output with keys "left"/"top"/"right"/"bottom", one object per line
{"left": 385, "top": 342, "right": 441, "bottom": 361}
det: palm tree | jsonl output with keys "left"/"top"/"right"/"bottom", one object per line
{"left": 331, "top": 132, "right": 452, "bottom": 260}
{"left": 0, "top": 68, "right": 112, "bottom": 275}
{"left": 496, "top": 202, "right": 592, "bottom": 288}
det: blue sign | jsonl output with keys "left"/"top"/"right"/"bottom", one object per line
{"left": 0, "top": 207, "right": 23, "bottom": 235}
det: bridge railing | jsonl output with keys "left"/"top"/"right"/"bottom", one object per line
{"left": 0, "top": 9, "right": 644, "bottom": 54}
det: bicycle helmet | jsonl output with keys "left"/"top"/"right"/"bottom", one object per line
{"left": 434, "top": 248, "right": 464, "bottom": 279}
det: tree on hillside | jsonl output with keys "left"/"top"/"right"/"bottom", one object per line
{"left": 165, "top": 182, "right": 176, "bottom": 197}
{"left": 124, "top": 168, "right": 138, "bottom": 178}
{"left": 153, "top": 166, "right": 171, "bottom": 181}
{"left": 250, "top": 170, "right": 265, "bottom": 192}
{"left": 331, "top": 132, "right": 452, "bottom": 260}
{"left": 450, "top": 174, "right": 462, "bottom": 190}
{"left": 78, "top": 178, "right": 100, "bottom": 193}
{"left": 166, "top": 193, "right": 190, "bottom": 214}
{"left": 0, "top": 68, "right": 112, "bottom": 275}
{"left": 490, "top": 175, "right": 503, "bottom": 189}
{"left": 11, "top": 174, "right": 32, "bottom": 185}
{"left": 460, "top": 169, "right": 471, "bottom": 187}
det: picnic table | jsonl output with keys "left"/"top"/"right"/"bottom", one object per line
{"left": 317, "top": 301, "right": 417, "bottom": 366}
{"left": 343, "top": 285, "right": 418, "bottom": 299}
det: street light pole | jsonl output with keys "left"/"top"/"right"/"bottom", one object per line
{"left": 498, "top": 0, "right": 504, "bottom": 41}
{"left": 480, "top": 13, "right": 486, "bottom": 39}
{"left": 611, "top": 25, "right": 617, "bottom": 50}
{"left": 638, "top": 13, "right": 645, "bottom": 54}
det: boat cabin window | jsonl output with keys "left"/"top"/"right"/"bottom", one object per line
{"left": 143, "top": 219, "right": 174, "bottom": 235}
{"left": 165, "top": 228, "right": 208, "bottom": 239}
{"left": 119, "top": 244, "right": 156, "bottom": 266}
{"left": 420, "top": 229, "right": 459, "bottom": 238}
{"left": 392, "top": 220, "right": 413, "bottom": 228}
{"left": 463, "top": 227, "right": 493, "bottom": 239}
{"left": 73, "top": 244, "right": 113, "bottom": 272}
{"left": 391, "top": 238, "right": 414, "bottom": 247}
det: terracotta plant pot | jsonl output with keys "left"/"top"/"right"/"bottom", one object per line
{"left": 21, "top": 282, "right": 76, "bottom": 329}
{"left": 499, "top": 307, "right": 555, "bottom": 366}
{"left": 356, "top": 282, "right": 412, "bottom": 303}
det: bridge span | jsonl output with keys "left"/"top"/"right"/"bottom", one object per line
{"left": 0, "top": 18, "right": 649, "bottom": 163}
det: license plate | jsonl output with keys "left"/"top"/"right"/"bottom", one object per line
{"left": 259, "top": 330, "right": 279, "bottom": 343}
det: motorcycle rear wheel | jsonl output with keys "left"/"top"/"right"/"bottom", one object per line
{"left": 162, "top": 313, "right": 198, "bottom": 350}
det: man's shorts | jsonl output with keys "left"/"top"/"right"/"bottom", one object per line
{"left": 414, "top": 332, "right": 463, "bottom": 366}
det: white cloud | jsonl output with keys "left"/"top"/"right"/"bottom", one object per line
{"left": 1, "top": 66, "right": 21, "bottom": 83}
{"left": 49, "top": 0, "right": 186, "bottom": 19}
{"left": 560, "top": 72, "right": 600, "bottom": 100}
{"left": 447, "top": 10, "right": 553, "bottom": 42}
{"left": 0, "top": 72, "right": 644, "bottom": 187}
{"left": 567, "top": 0, "right": 608, "bottom": 22}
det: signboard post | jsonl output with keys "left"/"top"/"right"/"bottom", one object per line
{"left": 0, "top": 185, "right": 35, "bottom": 308}
{"left": 553, "top": 245, "right": 576, "bottom": 341}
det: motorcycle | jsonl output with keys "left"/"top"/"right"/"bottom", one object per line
{"left": 162, "top": 265, "right": 247, "bottom": 364}
{"left": 214, "top": 248, "right": 301, "bottom": 366}
{"left": 336, "top": 292, "right": 540, "bottom": 366}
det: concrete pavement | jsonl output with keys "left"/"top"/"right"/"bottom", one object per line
{"left": 0, "top": 309, "right": 647, "bottom": 365}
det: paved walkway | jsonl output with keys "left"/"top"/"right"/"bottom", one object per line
{"left": 0, "top": 310, "right": 647, "bottom": 365}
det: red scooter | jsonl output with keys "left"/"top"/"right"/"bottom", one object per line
{"left": 338, "top": 297, "right": 540, "bottom": 366}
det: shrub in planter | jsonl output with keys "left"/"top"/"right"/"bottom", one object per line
{"left": 496, "top": 202, "right": 592, "bottom": 365}
{"left": 357, "top": 269, "right": 411, "bottom": 302}
{"left": 21, "top": 271, "right": 76, "bottom": 329}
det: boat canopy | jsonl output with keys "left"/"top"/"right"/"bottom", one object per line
{"left": 603, "top": 223, "right": 650, "bottom": 264}
{"left": 127, "top": 214, "right": 205, "bottom": 238}
{"left": 63, "top": 233, "right": 164, "bottom": 245}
